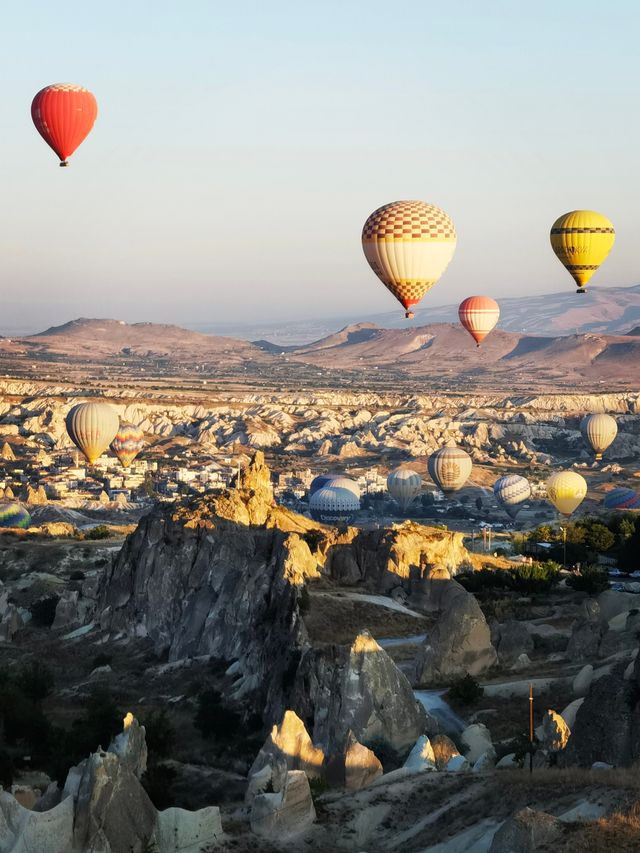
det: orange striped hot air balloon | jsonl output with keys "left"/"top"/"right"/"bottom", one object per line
{"left": 458, "top": 296, "right": 500, "bottom": 346}
{"left": 31, "top": 83, "right": 98, "bottom": 166}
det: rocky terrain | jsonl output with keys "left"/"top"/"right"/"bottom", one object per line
{"left": 3, "top": 315, "right": 640, "bottom": 390}
{"left": 2, "top": 451, "right": 640, "bottom": 850}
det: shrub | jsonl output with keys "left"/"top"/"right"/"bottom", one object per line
{"left": 141, "top": 763, "right": 177, "bottom": 811}
{"left": 83, "top": 525, "right": 111, "bottom": 540}
{"left": 566, "top": 564, "right": 609, "bottom": 595}
{"left": 194, "top": 689, "right": 242, "bottom": 741}
{"left": 446, "top": 674, "right": 484, "bottom": 706}
{"left": 71, "top": 687, "right": 122, "bottom": 756}
{"left": 29, "top": 595, "right": 60, "bottom": 627}
{"left": 91, "top": 652, "right": 112, "bottom": 669}
{"left": 143, "top": 709, "right": 176, "bottom": 759}
{"left": 457, "top": 561, "right": 561, "bottom": 595}
{"left": 17, "top": 660, "right": 54, "bottom": 703}
{"left": 69, "top": 570, "right": 85, "bottom": 581}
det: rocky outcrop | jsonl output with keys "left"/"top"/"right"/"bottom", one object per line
{"left": 291, "top": 631, "right": 426, "bottom": 765}
{"left": 460, "top": 724, "right": 495, "bottom": 765}
{"left": 541, "top": 710, "right": 570, "bottom": 753}
{"left": 326, "top": 731, "right": 383, "bottom": 790}
{"left": 562, "top": 653, "right": 640, "bottom": 767}
{"left": 495, "top": 620, "right": 534, "bottom": 668}
{"left": 250, "top": 770, "right": 315, "bottom": 839}
{"left": 414, "top": 580, "right": 497, "bottom": 685}
{"left": 403, "top": 736, "right": 437, "bottom": 772}
{"left": 0, "top": 714, "right": 223, "bottom": 853}
{"left": 430, "top": 734, "right": 461, "bottom": 769}
{"left": 489, "top": 807, "right": 562, "bottom": 852}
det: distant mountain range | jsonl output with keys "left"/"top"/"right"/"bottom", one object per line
{"left": 2, "top": 315, "right": 640, "bottom": 391}
{"left": 188, "top": 283, "right": 640, "bottom": 345}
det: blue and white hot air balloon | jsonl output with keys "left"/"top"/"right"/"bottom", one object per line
{"left": 493, "top": 474, "right": 531, "bottom": 520}
{"left": 309, "top": 476, "right": 360, "bottom": 524}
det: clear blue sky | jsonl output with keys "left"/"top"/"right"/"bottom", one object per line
{"left": 1, "top": 0, "right": 638, "bottom": 333}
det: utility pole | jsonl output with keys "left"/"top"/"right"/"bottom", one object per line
{"left": 559, "top": 526, "right": 567, "bottom": 567}
{"left": 529, "top": 683, "right": 534, "bottom": 774}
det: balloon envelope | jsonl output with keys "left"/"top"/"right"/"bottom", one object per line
{"left": 66, "top": 402, "right": 120, "bottom": 464}
{"left": 309, "top": 479, "right": 360, "bottom": 524}
{"left": 31, "top": 83, "right": 98, "bottom": 165}
{"left": 458, "top": 296, "right": 500, "bottom": 346}
{"left": 0, "top": 502, "right": 31, "bottom": 529}
{"left": 603, "top": 488, "right": 640, "bottom": 511}
{"left": 427, "top": 446, "right": 472, "bottom": 494}
{"left": 387, "top": 467, "right": 422, "bottom": 510}
{"left": 362, "top": 200, "right": 457, "bottom": 318}
{"left": 550, "top": 210, "right": 615, "bottom": 291}
{"left": 111, "top": 422, "right": 145, "bottom": 468}
{"left": 546, "top": 471, "right": 587, "bottom": 516}
{"left": 493, "top": 474, "right": 531, "bottom": 519}
{"left": 580, "top": 413, "right": 617, "bottom": 461}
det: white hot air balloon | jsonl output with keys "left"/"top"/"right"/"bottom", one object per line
{"left": 387, "top": 467, "right": 422, "bottom": 511}
{"left": 580, "top": 413, "right": 617, "bottom": 461}
{"left": 309, "top": 477, "right": 360, "bottom": 524}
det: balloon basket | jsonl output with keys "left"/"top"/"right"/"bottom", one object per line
{"left": 405, "top": 311, "right": 415, "bottom": 319}
{"left": 576, "top": 288, "right": 586, "bottom": 294}
{"left": 59, "top": 161, "right": 69, "bottom": 167}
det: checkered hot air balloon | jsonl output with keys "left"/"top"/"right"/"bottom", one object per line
{"left": 110, "top": 422, "right": 145, "bottom": 468}
{"left": 31, "top": 84, "right": 98, "bottom": 167}
{"left": 362, "top": 200, "right": 457, "bottom": 319}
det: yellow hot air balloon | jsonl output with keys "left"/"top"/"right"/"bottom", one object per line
{"left": 387, "top": 467, "right": 422, "bottom": 511}
{"left": 546, "top": 471, "right": 587, "bottom": 516}
{"left": 362, "top": 200, "right": 457, "bottom": 318}
{"left": 65, "top": 401, "right": 120, "bottom": 465}
{"left": 427, "top": 446, "right": 472, "bottom": 494}
{"left": 580, "top": 413, "right": 618, "bottom": 461}
{"left": 550, "top": 210, "right": 615, "bottom": 293}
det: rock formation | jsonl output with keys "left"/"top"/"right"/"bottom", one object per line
{"left": 250, "top": 770, "right": 316, "bottom": 840}
{"left": 291, "top": 631, "right": 427, "bottom": 765}
{"left": 0, "top": 714, "right": 223, "bottom": 853}
{"left": 541, "top": 710, "right": 571, "bottom": 753}
{"left": 414, "top": 579, "right": 497, "bottom": 685}
{"left": 489, "top": 807, "right": 562, "bottom": 853}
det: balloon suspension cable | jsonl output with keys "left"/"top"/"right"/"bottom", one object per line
{"left": 405, "top": 310, "right": 415, "bottom": 319}
{"left": 59, "top": 160, "right": 69, "bottom": 167}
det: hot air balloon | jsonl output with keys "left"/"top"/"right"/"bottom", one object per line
{"left": 31, "top": 84, "right": 98, "bottom": 166}
{"left": 111, "top": 422, "right": 145, "bottom": 468}
{"left": 546, "top": 471, "right": 587, "bottom": 516}
{"left": 0, "top": 502, "right": 31, "bottom": 529}
{"left": 493, "top": 474, "right": 531, "bottom": 519}
{"left": 458, "top": 296, "right": 500, "bottom": 346}
{"left": 66, "top": 402, "right": 119, "bottom": 465}
{"left": 550, "top": 210, "right": 615, "bottom": 293}
{"left": 580, "top": 413, "right": 618, "bottom": 461}
{"left": 387, "top": 467, "right": 422, "bottom": 511}
{"left": 362, "top": 200, "right": 457, "bottom": 319}
{"left": 427, "top": 446, "right": 472, "bottom": 494}
{"left": 603, "top": 488, "right": 640, "bottom": 511}
{"left": 309, "top": 477, "right": 360, "bottom": 524}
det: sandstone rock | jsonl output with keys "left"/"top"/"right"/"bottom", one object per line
{"left": 560, "top": 698, "right": 584, "bottom": 730}
{"left": 472, "top": 749, "right": 496, "bottom": 772}
{"left": 496, "top": 753, "right": 518, "bottom": 769}
{"left": 107, "top": 712, "right": 148, "bottom": 778}
{"left": 403, "top": 735, "right": 437, "bottom": 772}
{"left": 0, "top": 789, "right": 74, "bottom": 853}
{"left": 511, "top": 653, "right": 531, "bottom": 671}
{"left": 341, "top": 732, "right": 383, "bottom": 790}
{"left": 489, "top": 807, "right": 562, "bottom": 853}
{"left": 445, "top": 755, "right": 470, "bottom": 772}
{"left": 591, "top": 761, "right": 613, "bottom": 770}
{"left": 247, "top": 710, "right": 325, "bottom": 802}
{"left": 460, "top": 724, "right": 495, "bottom": 764}
{"left": 430, "top": 734, "right": 461, "bottom": 769}
{"left": 496, "top": 620, "right": 533, "bottom": 667}
{"left": 52, "top": 589, "right": 94, "bottom": 631}
{"left": 291, "top": 631, "right": 426, "bottom": 764}
{"left": 0, "top": 603, "right": 24, "bottom": 642}
{"left": 250, "top": 770, "right": 315, "bottom": 839}
{"left": 414, "top": 580, "right": 496, "bottom": 686}
{"left": 541, "top": 710, "right": 571, "bottom": 752}
{"left": 597, "top": 590, "right": 638, "bottom": 623}
{"left": 573, "top": 664, "right": 594, "bottom": 697}
{"left": 155, "top": 805, "right": 223, "bottom": 851}
{"left": 566, "top": 618, "right": 604, "bottom": 661}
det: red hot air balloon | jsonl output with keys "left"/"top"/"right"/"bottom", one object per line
{"left": 31, "top": 84, "right": 98, "bottom": 166}
{"left": 458, "top": 295, "right": 500, "bottom": 347}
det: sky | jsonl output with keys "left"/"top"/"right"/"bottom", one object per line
{"left": 1, "top": 0, "right": 639, "bottom": 334}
